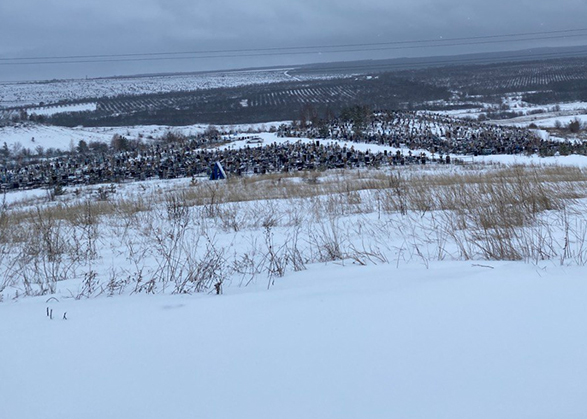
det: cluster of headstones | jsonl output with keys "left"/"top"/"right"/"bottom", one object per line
{"left": 0, "top": 138, "right": 448, "bottom": 191}
{"left": 279, "top": 110, "right": 587, "bottom": 157}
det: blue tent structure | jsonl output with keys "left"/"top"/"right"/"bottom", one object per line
{"left": 209, "top": 161, "right": 227, "bottom": 180}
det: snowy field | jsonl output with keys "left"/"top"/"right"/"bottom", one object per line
{"left": 2, "top": 121, "right": 587, "bottom": 417}
{"left": 433, "top": 97, "right": 587, "bottom": 129}
{"left": 496, "top": 113, "right": 587, "bottom": 129}
{"left": 2, "top": 261, "right": 587, "bottom": 419}
{"left": 0, "top": 121, "right": 287, "bottom": 151}
{"left": 26, "top": 102, "right": 97, "bottom": 116}
{"left": 0, "top": 69, "right": 344, "bottom": 108}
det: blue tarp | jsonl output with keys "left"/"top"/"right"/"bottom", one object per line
{"left": 209, "top": 161, "right": 227, "bottom": 180}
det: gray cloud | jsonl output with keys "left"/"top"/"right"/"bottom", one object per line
{"left": 1, "top": 0, "right": 587, "bottom": 81}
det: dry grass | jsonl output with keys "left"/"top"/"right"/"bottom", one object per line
{"left": 2, "top": 164, "right": 586, "bottom": 240}
{"left": 2, "top": 163, "right": 587, "bottom": 298}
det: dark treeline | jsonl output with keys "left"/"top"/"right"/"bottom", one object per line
{"left": 522, "top": 79, "right": 587, "bottom": 104}
{"left": 43, "top": 75, "right": 449, "bottom": 127}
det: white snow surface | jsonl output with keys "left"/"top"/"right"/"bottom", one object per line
{"left": 2, "top": 261, "right": 587, "bottom": 419}
{"left": 0, "top": 70, "right": 345, "bottom": 108}
{"left": 0, "top": 121, "right": 288, "bottom": 151}
{"left": 0, "top": 123, "right": 112, "bottom": 150}
{"left": 432, "top": 99, "right": 587, "bottom": 129}
{"left": 469, "top": 153, "right": 587, "bottom": 167}
{"left": 26, "top": 102, "right": 97, "bottom": 116}
{"left": 488, "top": 113, "right": 587, "bottom": 129}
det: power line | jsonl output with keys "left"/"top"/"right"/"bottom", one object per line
{"left": 293, "top": 48, "right": 587, "bottom": 74}
{"left": 2, "top": 46, "right": 586, "bottom": 85}
{"left": 1, "top": 28, "right": 587, "bottom": 66}
{"left": 2, "top": 34, "right": 587, "bottom": 67}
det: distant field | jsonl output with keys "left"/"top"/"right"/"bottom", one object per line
{"left": 3, "top": 55, "right": 587, "bottom": 126}
{"left": 0, "top": 68, "right": 343, "bottom": 109}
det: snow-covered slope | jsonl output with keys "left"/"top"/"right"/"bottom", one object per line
{"left": 0, "top": 121, "right": 287, "bottom": 151}
{"left": 1, "top": 121, "right": 587, "bottom": 419}
{"left": 1, "top": 261, "right": 586, "bottom": 419}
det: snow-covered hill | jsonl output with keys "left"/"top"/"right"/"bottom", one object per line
{"left": 1, "top": 129, "right": 587, "bottom": 418}
{"left": 1, "top": 261, "right": 586, "bottom": 419}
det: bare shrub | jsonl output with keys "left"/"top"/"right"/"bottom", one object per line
{"left": 285, "top": 224, "right": 308, "bottom": 272}
{"left": 149, "top": 194, "right": 192, "bottom": 290}
{"left": 173, "top": 235, "right": 226, "bottom": 294}
{"left": 232, "top": 241, "right": 263, "bottom": 287}
{"left": 217, "top": 202, "right": 247, "bottom": 232}
{"left": 250, "top": 200, "right": 283, "bottom": 229}
{"left": 69, "top": 200, "right": 101, "bottom": 262}
{"left": 308, "top": 216, "right": 348, "bottom": 262}
{"left": 568, "top": 118, "right": 582, "bottom": 133}
{"left": 11, "top": 207, "right": 79, "bottom": 296}
{"left": 262, "top": 226, "right": 289, "bottom": 288}
{"left": 76, "top": 270, "right": 100, "bottom": 299}
{"left": 379, "top": 172, "right": 409, "bottom": 215}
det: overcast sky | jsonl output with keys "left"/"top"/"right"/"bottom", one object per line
{"left": 2, "top": 0, "right": 587, "bottom": 81}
